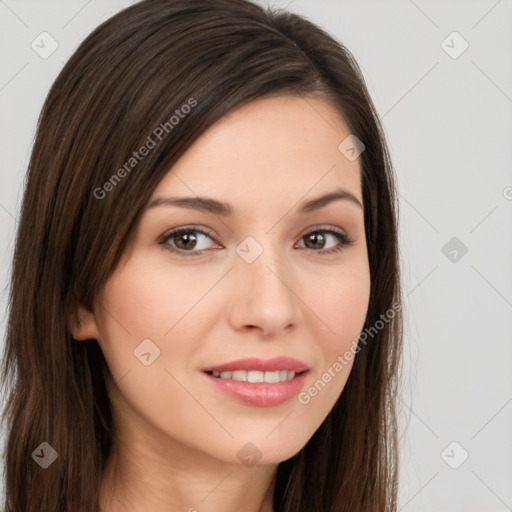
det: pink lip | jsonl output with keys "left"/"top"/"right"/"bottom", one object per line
{"left": 202, "top": 356, "right": 309, "bottom": 373}
{"left": 203, "top": 371, "right": 309, "bottom": 407}
{"left": 202, "top": 357, "right": 310, "bottom": 407}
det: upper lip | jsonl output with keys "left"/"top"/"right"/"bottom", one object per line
{"left": 202, "top": 357, "right": 309, "bottom": 373}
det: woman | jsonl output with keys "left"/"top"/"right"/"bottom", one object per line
{"left": 0, "top": 0, "right": 403, "bottom": 511}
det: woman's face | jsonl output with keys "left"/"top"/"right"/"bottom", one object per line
{"left": 76, "top": 94, "right": 371, "bottom": 466}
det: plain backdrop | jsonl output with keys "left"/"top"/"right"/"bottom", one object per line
{"left": 1, "top": 1, "right": 511, "bottom": 510}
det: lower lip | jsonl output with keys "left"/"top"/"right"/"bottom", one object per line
{"left": 204, "top": 371, "right": 309, "bottom": 407}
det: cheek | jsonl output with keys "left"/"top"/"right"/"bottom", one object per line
{"left": 94, "top": 256, "right": 217, "bottom": 382}
{"left": 107, "top": 254, "right": 226, "bottom": 333}
{"left": 93, "top": 262, "right": 206, "bottom": 434}
{"left": 310, "top": 265, "right": 371, "bottom": 348}
{"left": 93, "top": 261, "right": 169, "bottom": 375}
{"left": 333, "top": 277, "right": 370, "bottom": 345}
{"left": 98, "top": 252, "right": 200, "bottom": 338}
{"left": 301, "top": 266, "right": 370, "bottom": 399}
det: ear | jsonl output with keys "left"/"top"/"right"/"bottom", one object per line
{"left": 70, "top": 303, "right": 101, "bottom": 341}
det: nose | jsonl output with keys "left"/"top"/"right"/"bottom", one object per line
{"left": 227, "top": 236, "right": 301, "bottom": 339}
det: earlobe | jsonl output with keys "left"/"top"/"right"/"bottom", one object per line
{"left": 70, "top": 303, "right": 100, "bottom": 341}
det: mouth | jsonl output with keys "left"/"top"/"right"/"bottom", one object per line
{"left": 202, "top": 357, "right": 310, "bottom": 407}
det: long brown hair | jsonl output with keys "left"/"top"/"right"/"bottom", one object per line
{"left": 0, "top": 1, "right": 403, "bottom": 510}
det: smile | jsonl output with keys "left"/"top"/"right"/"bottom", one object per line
{"left": 202, "top": 357, "right": 310, "bottom": 407}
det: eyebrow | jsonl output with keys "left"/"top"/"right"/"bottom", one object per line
{"left": 148, "top": 187, "right": 363, "bottom": 216}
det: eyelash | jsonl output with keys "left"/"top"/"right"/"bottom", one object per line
{"left": 157, "top": 225, "right": 354, "bottom": 257}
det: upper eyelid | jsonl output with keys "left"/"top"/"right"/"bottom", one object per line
{"left": 158, "top": 225, "right": 215, "bottom": 242}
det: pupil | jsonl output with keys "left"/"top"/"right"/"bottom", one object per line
{"left": 307, "top": 233, "right": 325, "bottom": 249}
{"left": 177, "top": 232, "right": 196, "bottom": 249}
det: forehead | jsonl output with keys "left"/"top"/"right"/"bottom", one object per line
{"left": 151, "top": 94, "right": 362, "bottom": 211}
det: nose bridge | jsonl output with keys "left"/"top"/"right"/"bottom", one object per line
{"left": 230, "top": 230, "right": 298, "bottom": 332}
{"left": 236, "top": 231, "right": 286, "bottom": 285}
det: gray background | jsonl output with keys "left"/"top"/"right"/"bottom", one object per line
{"left": 1, "top": 1, "right": 511, "bottom": 510}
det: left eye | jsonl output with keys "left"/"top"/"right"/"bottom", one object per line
{"left": 297, "top": 230, "right": 352, "bottom": 253}
{"left": 158, "top": 226, "right": 353, "bottom": 256}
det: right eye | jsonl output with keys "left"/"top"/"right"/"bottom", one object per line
{"left": 157, "top": 226, "right": 220, "bottom": 256}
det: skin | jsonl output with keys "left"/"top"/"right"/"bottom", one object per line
{"left": 72, "top": 94, "right": 371, "bottom": 512}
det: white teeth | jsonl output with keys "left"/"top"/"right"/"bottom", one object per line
{"left": 210, "top": 370, "right": 297, "bottom": 383}
{"left": 263, "top": 371, "right": 280, "bottom": 383}
{"left": 247, "top": 370, "right": 264, "bottom": 383}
